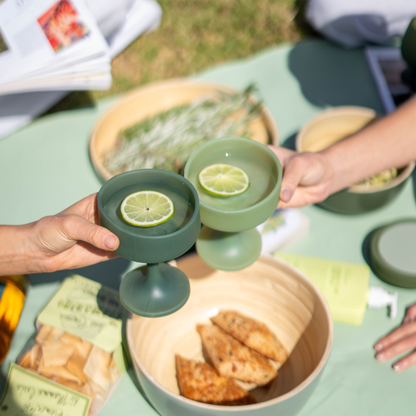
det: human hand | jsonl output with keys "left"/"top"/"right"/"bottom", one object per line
{"left": 268, "top": 146, "right": 333, "bottom": 208}
{"left": 374, "top": 304, "right": 416, "bottom": 372}
{"left": 21, "top": 193, "right": 120, "bottom": 274}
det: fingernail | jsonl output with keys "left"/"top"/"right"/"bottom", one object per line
{"left": 393, "top": 364, "right": 402, "bottom": 372}
{"left": 376, "top": 353, "right": 385, "bottom": 361}
{"left": 374, "top": 343, "right": 383, "bottom": 351}
{"left": 104, "top": 235, "right": 117, "bottom": 250}
{"left": 281, "top": 188, "right": 292, "bottom": 202}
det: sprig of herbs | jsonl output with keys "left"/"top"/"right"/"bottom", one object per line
{"left": 103, "top": 84, "right": 263, "bottom": 174}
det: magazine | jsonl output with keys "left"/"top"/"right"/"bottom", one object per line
{"left": 0, "top": 0, "right": 111, "bottom": 94}
{"left": 0, "top": 0, "right": 162, "bottom": 140}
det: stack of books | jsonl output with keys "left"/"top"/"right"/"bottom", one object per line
{"left": 0, "top": 0, "right": 112, "bottom": 95}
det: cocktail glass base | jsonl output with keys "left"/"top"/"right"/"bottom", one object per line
{"left": 196, "top": 225, "right": 262, "bottom": 271}
{"left": 119, "top": 263, "right": 190, "bottom": 317}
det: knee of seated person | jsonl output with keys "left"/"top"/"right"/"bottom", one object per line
{"left": 305, "top": 0, "right": 416, "bottom": 48}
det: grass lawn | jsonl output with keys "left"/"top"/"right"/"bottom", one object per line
{"left": 48, "top": 0, "right": 314, "bottom": 113}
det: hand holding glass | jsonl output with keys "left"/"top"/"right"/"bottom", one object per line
{"left": 184, "top": 136, "right": 281, "bottom": 271}
{"left": 97, "top": 169, "right": 200, "bottom": 317}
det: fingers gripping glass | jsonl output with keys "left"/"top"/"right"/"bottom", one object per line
{"left": 184, "top": 136, "right": 281, "bottom": 271}
{"left": 98, "top": 169, "right": 200, "bottom": 317}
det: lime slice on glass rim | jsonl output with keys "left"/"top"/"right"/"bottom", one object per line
{"left": 198, "top": 164, "right": 250, "bottom": 197}
{"left": 120, "top": 190, "right": 175, "bottom": 227}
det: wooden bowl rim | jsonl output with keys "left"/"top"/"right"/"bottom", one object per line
{"left": 347, "top": 162, "right": 415, "bottom": 194}
{"left": 89, "top": 78, "right": 279, "bottom": 183}
{"left": 295, "top": 106, "right": 378, "bottom": 153}
{"left": 295, "top": 106, "right": 415, "bottom": 194}
{"left": 126, "top": 254, "right": 333, "bottom": 411}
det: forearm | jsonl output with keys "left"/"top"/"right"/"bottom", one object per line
{"left": 321, "top": 97, "right": 416, "bottom": 194}
{"left": 0, "top": 194, "right": 120, "bottom": 276}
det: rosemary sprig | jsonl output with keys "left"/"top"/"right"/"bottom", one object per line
{"left": 103, "top": 84, "right": 263, "bottom": 174}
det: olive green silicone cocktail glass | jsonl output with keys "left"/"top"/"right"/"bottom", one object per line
{"left": 97, "top": 169, "right": 200, "bottom": 317}
{"left": 184, "top": 136, "right": 281, "bottom": 271}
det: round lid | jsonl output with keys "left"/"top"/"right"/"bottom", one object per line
{"left": 371, "top": 219, "right": 416, "bottom": 288}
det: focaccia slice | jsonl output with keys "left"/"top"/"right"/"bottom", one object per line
{"left": 197, "top": 324, "right": 277, "bottom": 386}
{"left": 211, "top": 310, "right": 288, "bottom": 363}
{"left": 175, "top": 355, "right": 252, "bottom": 405}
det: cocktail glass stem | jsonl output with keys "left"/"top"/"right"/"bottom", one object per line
{"left": 184, "top": 136, "right": 282, "bottom": 272}
{"left": 119, "top": 262, "right": 191, "bottom": 317}
{"left": 97, "top": 169, "right": 200, "bottom": 317}
{"left": 196, "top": 225, "right": 262, "bottom": 271}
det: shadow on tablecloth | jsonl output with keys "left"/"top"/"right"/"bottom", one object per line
{"left": 288, "top": 39, "right": 385, "bottom": 110}
{"left": 28, "top": 256, "right": 131, "bottom": 291}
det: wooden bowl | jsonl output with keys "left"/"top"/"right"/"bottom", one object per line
{"left": 126, "top": 254, "right": 333, "bottom": 416}
{"left": 296, "top": 106, "right": 415, "bottom": 214}
{"left": 90, "top": 79, "right": 279, "bottom": 183}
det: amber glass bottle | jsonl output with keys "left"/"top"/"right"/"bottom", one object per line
{"left": 0, "top": 275, "right": 29, "bottom": 364}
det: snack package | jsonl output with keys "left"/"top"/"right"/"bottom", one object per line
{"left": 12, "top": 275, "right": 128, "bottom": 416}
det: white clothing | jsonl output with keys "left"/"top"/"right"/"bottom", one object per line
{"left": 306, "top": 0, "right": 416, "bottom": 48}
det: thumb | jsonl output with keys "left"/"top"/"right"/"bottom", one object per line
{"left": 279, "top": 155, "right": 307, "bottom": 203}
{"left": 267, "top": 146, "right": 304, "bottom": 203}
{"left": 60, "top": 215, "right": 120, "bottom": 251}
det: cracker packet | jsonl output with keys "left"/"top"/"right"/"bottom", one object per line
{"left": 9, "top": 275, "right": 128, "bottom": 416}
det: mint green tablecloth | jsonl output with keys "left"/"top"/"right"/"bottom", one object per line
{"left": 1, "top": 39, "right": 416, "bottom": 415}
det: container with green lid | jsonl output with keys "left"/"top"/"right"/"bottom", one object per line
{"left": 370, "top": 219, "right": 416, "bottom": 288}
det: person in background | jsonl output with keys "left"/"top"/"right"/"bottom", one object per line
{"left": 0, "top": 193, "right": 119, "bottom": 276}
{"left": 305, "top": 0, "right": 416, "bottom": 48}
{"left": 270, "top": 95, "right": 416, "bottom": 372}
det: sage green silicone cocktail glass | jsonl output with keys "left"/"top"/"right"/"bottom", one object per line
{"left": 184, "top": 136, "right": 281, "bottom": 271}
{"left": 97, "top": 169, "right": 200, "bottom": 317}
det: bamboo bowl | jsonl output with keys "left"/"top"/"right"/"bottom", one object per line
{"left": 126, "top": 254, "right": 333, "bottom": 416}
{"left": 296, "top": 106, "right": 415, "bottom": 214}
{"left": 90, "top": 79, "right": 279, "bottom": 183}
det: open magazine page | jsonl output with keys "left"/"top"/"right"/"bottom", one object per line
{"left": 0, "top": 56, "right": 111, "bottom": 93}
{"left": 24, "top": 54, "right": 111, "bottom": 80}
{"left": 0, "top": 51, "right": 111, "bottom": 94}
{"left": 106, "top": 0, "right": 161, "bottom": 58}
{"left": 0, "top": 73, "right": 111, "bottom": 93}
{"left": 0, "top": 0, "right": 109, "bottom": 85}
{"left": 0, "top": 0, "right": 162, "bottom": 139}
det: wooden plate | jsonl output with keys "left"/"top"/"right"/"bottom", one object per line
{"left": 90, "top": 79, "right": 279, "bottom": 183}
